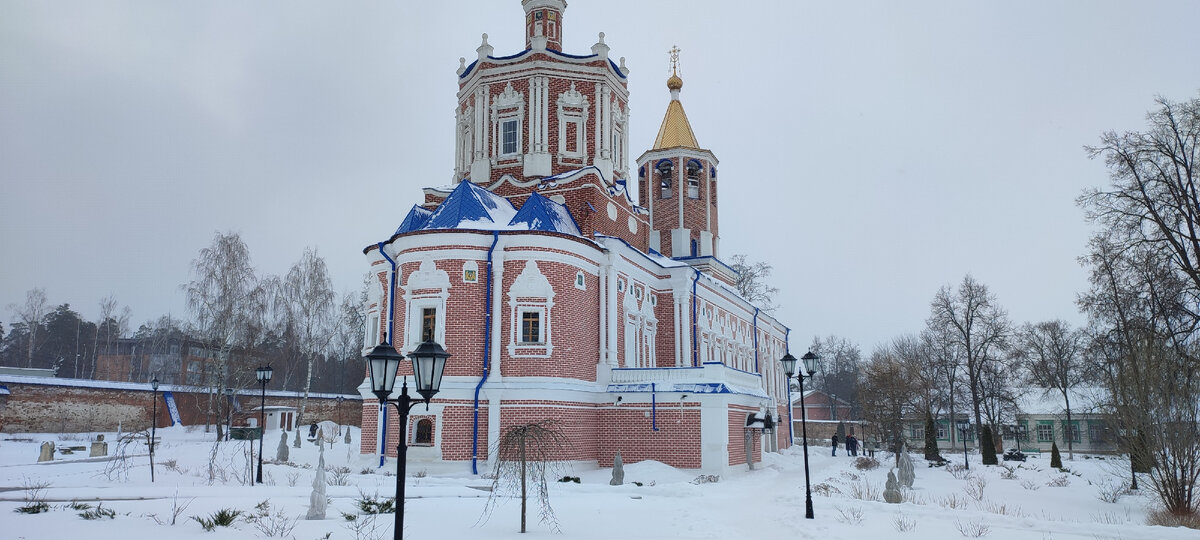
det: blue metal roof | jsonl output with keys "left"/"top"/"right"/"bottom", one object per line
{"left": 394, "top": 205, "right": 433, "bottom": 235}
{"left": 422, "top": 180, "right": 517, "bottom": 230}
{"left": 508, "top": 192, "right": 581, "bottom": 235}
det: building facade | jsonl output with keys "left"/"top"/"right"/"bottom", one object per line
{"left": 358, "top": 0, "right": 794, "bottom": 474}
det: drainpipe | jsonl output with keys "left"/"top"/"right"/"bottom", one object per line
{"left": 472, "top": 232, "right": 499, "bottom": 475}
{"left": 691, "top": 268, "right": 700, "bottom": 367}
{"left": 752, "top": 307, "right": 760, "bottom": 373}
{"left": 376, "top": 242, "right": 398, "bottom": 468}
{"left": 785, "top": 328, "right": 794, "bottom": 442}
{"left": 651, "top": 382, "right": 659, "bottom": 431}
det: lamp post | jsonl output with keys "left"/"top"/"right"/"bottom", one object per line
{"left": 366, "top": 338, "right": 450, "bottom": 540}
{"left": 781, "top": 350, "right": 819, "bottom": 519}
{"left": 255, "top": 365, "right": 273, "bottom": 484}
{"left": 336, "top": 395, "right": 345, "bottom": 437}
{"left": 150, "top": 377, "right": 159, "bottom": 482}
{"left": 958, "top": 419, "right": 970, "bottom": 470}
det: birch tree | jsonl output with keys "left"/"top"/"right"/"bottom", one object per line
{"left": 184, "top": 231, "right": 266, "bottom": 441}
{"left": 278, "top": 247, "right": 335, "bottom": 429}
{"left": 10, "top": 288, "right": 48, "bottom": 368}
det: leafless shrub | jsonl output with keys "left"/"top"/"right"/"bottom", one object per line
{"left": 964, "top": 477, "right": 987, "bottom": 501}
{"left": 413, "top": 469, "right": 427, "bottom": 479}
{"left": 149, "top": 491, "right": 194, "bottom": 526}
{"left": 1046, "top": 475, "right": 1071, "bottom": 487}
{"left": 854, "top": 456, "right": 880, "bottom": 470}
{"left": 939, "top": 493, "right": 967, "bottom": 509}
{"left": 892, "top": 513, "right": 917, "bottom": 532}
{"left": 1090, "top": 509, "right": 1130, "bottom": 525}
{"left": 1146, "top": 508, "right": 1200, "bottom": 529}
{"left": 161, "top": 459, "right": 184, "bottom": 474}
{"left": 901, "top": 490, "right": 926, "bottom": 505}
{"left": 245, "top": 500, "right": 299, "bottom": 537}
{"left": 846, "top": 478, "right": 881, "bottom": 501}
{"left": 812, "top": 482, "right": 838, "bottom": 496}
{"left": 834, "top": 505, "right": 864, "bottom": 525}
{"left": 479, "top": 420, "right": 568, "bottom": 534}
{"left": 287, "top": 471, "right": 302, "bottom": 487}
{"left": 998, "top": 464, "right": 1018, "bottom": 480}
{"left": 946, "top": 463, "right": 971, "bottom": 480}
{"left": 979, "top": 500, "right": 1023, "bottom": 517}
{"left": 691, "top": 474, "right": 721, "bottom": 485}
{"left": 1096, "top": 479, "right": 1127, "bottom": 503}
{"left": 955, "top": 519, "right": 991, "bottom": 537}
{"left": 344, "top": 512, "right": 388, "bottom": 540}
{"left": 327, "top": 466, "right": 352, "bottom": 487}
{"left": 1021, "top": 479, "right": 1041, "bottom": 491}
{"left": 15, "top": 476, "right": 51, "bottom": 514}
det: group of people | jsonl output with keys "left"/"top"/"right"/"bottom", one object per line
{"left": 831, "top": 434, "right": 869, "bottom": 457}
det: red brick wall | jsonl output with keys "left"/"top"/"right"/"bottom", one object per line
{"left": 728, "top": 405, "right": 762, "bottom": 467}
{"left": 598, "top": 401, "right": 701, "bottom": 469}
{"left": 0, "top": 378, "right": 360, "bottom": 434}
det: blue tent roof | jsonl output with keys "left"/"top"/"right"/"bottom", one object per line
{"left": 508, "top": 192, "right": 581, "bottom": 235}
{"left": 422, "top": 180, "right": 518, "bottom": 230}
{"left": 394, "top": 205, "right": 433, "bottom": 235}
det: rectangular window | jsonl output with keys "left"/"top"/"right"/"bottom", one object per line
{"left": 421, "top": 308, "right": 436, "bottom": 343}
{"left": 1037, "top": 422, "right": 1053, "bottom": 442}
{"left": 521, "top": 311, "right": 541, "bottom": 344}
{"left": 687, "top": 175, "right": 699, "bottom": 198}
{"left": 909, "top": 424, "right": 924, "bottom": 440}
{"left": 936, "top": 424, "right": 947, "bottom": 440}
{"left": 660, "top": 178, "right": 671, "bottom": 199}
{"left": 367, "top": 314, "right": 380, "bottom": 347}
{"left": 502, "top": 119, "right": 518, "bottom": 155}
{"left": 1088, "top": 421, "right": 1106, "bottom": 443}
{"left": 1063, "top": 421, "right": 1081, "bottom": 443}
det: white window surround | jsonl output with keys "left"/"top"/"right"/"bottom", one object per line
{"left": 518, "top": 307, "right": 546, "bottom": 344}
{"left": 365, "top": 312, "right": 380, "bottom": 349}
{"left": 401, "top": 260, "right": 450, "bottom": 354}
{"left": 491, "top": 83, "right": 525, "bottom": 163}
{"left": 463, "top": 260, "right": 479, "bottom": 283}
{"left": 621, "top": 282, "right": 657, "bottom": 368}
{"left": 574, "top": 271, "right": 586, "bottom": 290}
{"left": 507, "top": 260, "right": 555, "bottom": 357}
{"left": 556, "top": 82, "right": 589, "bottom": 163}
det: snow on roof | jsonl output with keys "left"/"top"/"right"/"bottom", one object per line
{"left": 423, "top": 180, "right": 519, "bottom": 230}
{"left": 1015, "top": 387, "right": 1108, "bottom": 416}
{"left": 0, "top": 374, "right": 359, "bottom": 400}
{"left": 394, "top": 205, "right": 433, "bottom": 235}
{"left": 509, "top": 192, "right": 581, "bottom": 235}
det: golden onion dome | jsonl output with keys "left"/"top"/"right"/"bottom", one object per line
{"left": 667, "top": 73, "right": 683, "bottom": 91}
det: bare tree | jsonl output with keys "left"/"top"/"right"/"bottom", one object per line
{"left": 277, "top": 247, "right": 335, "bottom": 428}
{"left": 808, "top": 335, "right": 863, "bottom": 417}
{"left": 480, "top": 420, "right": 567, "bottom": 533}
{"left": 927, "top": 275, "right": 1011, "bottom": 465}
{"left": 858, "top": 345, "right": 913, "bottom": 464}
{"left": 329, "top": 277, "right": 370, "bottom": 393}
{"left": 728, "top": 254, "right": 779, "bottom": 312}
{"left": 10, "top": 288, "right": 48, "bottom": 368}
{"left": 1014, "top": 320, "right": 1086, "bottom": 459}
{"left": 922, "top": 325, "right": 965, "bottom": 450}
{"left": 184, "top": 232, "right": 266, "bottom": 441}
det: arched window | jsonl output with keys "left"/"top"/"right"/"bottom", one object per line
{"left": 657, "top": 160, "right": 673, "bottom": 199}
{"left": 414, "top": 418, "right": 433, "bottom": 445}
{"left": 686, "top": 160, "right": 701, "bottom": 198}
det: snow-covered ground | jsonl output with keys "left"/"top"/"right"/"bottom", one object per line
{"left": 0, "top": 427, "right": 1193, "bottom": 539}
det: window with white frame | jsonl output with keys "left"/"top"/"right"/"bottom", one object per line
{"left": 1037, "top": 422, "right": 1053, "bottom": 442}
{"left": 501, "top": 119, "right": 519, "bottom": 155}
{"left": 366, "top": 313, "right": 380, "bottom": 348}
{"left": 401, "top": 260, "right": 450, "bottom": 352}
{"left": 936, "top": 423, "right": 947, "bottom": 440}
{"left": 909, "top": 424, "right": 925, "bottom": 440}
{"left": 491, "top": 82, "right": 524, "bottom": 162}
{"left": 507, "top": 260, "right": 555, "bottom": 357}
{"left": 686, "top": 160, "right": 701, "bottom": 198}
{"left": 556, "top": 82, "right": 589, "bottom": 164}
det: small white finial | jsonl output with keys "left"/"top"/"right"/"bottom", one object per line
{"left": 619, "top": 56, "right": 629, "bottom": 75}
{"left": 481, "top": 33, "right": 489, "bottom": 46}
{"left": 457, "top": 57, "right": 467, "bottom": 76}
{"left": 598, "top": 32, "right": 605, "bottom": 44}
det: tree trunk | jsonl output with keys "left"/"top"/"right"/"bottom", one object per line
{"left": 1064, "top": 393, "right": 1074, "bottom": 461}
{"left": 520, "top": 435, "right": 527, "bottom": 533}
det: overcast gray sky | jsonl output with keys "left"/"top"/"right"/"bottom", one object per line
{"left": 2, "top": 1, "right": 1198, "bottom": 352}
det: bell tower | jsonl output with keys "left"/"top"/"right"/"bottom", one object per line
{"left": 523, "top": 0, "right": 566, "bottom": 51}
{"left": 637, "top": 47, "right": 721, "bottom": 260}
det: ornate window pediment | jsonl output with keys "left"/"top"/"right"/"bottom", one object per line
{"left": 507, "top": 260, "right": 555, "bottom": 357}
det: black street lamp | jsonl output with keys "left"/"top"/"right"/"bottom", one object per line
{"left": 958, "top": 419, "right": 970, "bottom": 470}
{"left": 366, "top": 338, "right": 450, "bottom": 540}
{"left": 150, "top": 377, "right": 159, "bottom": 482}
{"left": 255, "top": 365, "right": 273, "bottom": 484}
{"left": 336, "top": 395, "right": 345, "bottom": 437}
{"left": 781, "top": 350, "right": 819, "bottom": 519}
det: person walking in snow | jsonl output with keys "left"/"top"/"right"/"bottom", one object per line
{"left": 848, "top": 435, "right": 858, "bottom": 457}
{"left": 831, "top": 434, "right": 839, "bottom": 456}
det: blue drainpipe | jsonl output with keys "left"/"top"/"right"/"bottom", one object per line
{"left": 377, "top": 242, "right": 398, "bottom": 468}
{"left": 651, "top": 383, "right": 659, "bottom": 431}
{"left": 691, "top": 268, "right": 700, "bottom": 367}
{"left": 785, "top": 328, "right": 794, "bottom": 443}
{"left": 472, "top": 232, "right": 499, "bottom": 475}
{"left": 752, "top": 307, "right": 760, "bottom": 373}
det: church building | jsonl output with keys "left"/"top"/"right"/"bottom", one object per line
{"left": 359, "top": 0, "right": 794, "bottom": 474}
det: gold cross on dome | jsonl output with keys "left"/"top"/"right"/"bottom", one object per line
{"left": 669, "top": 45, "right": 681, "bottom": 75}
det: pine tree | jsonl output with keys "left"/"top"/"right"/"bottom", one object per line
{"left": 979, "top": 425, "right": 998, "bottom": 465}
{"left": 923, "top": 411, "right": 942, "bottom": 462}
{"left": 1050, "top": 441, "right": 1062, "bottom": 469}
